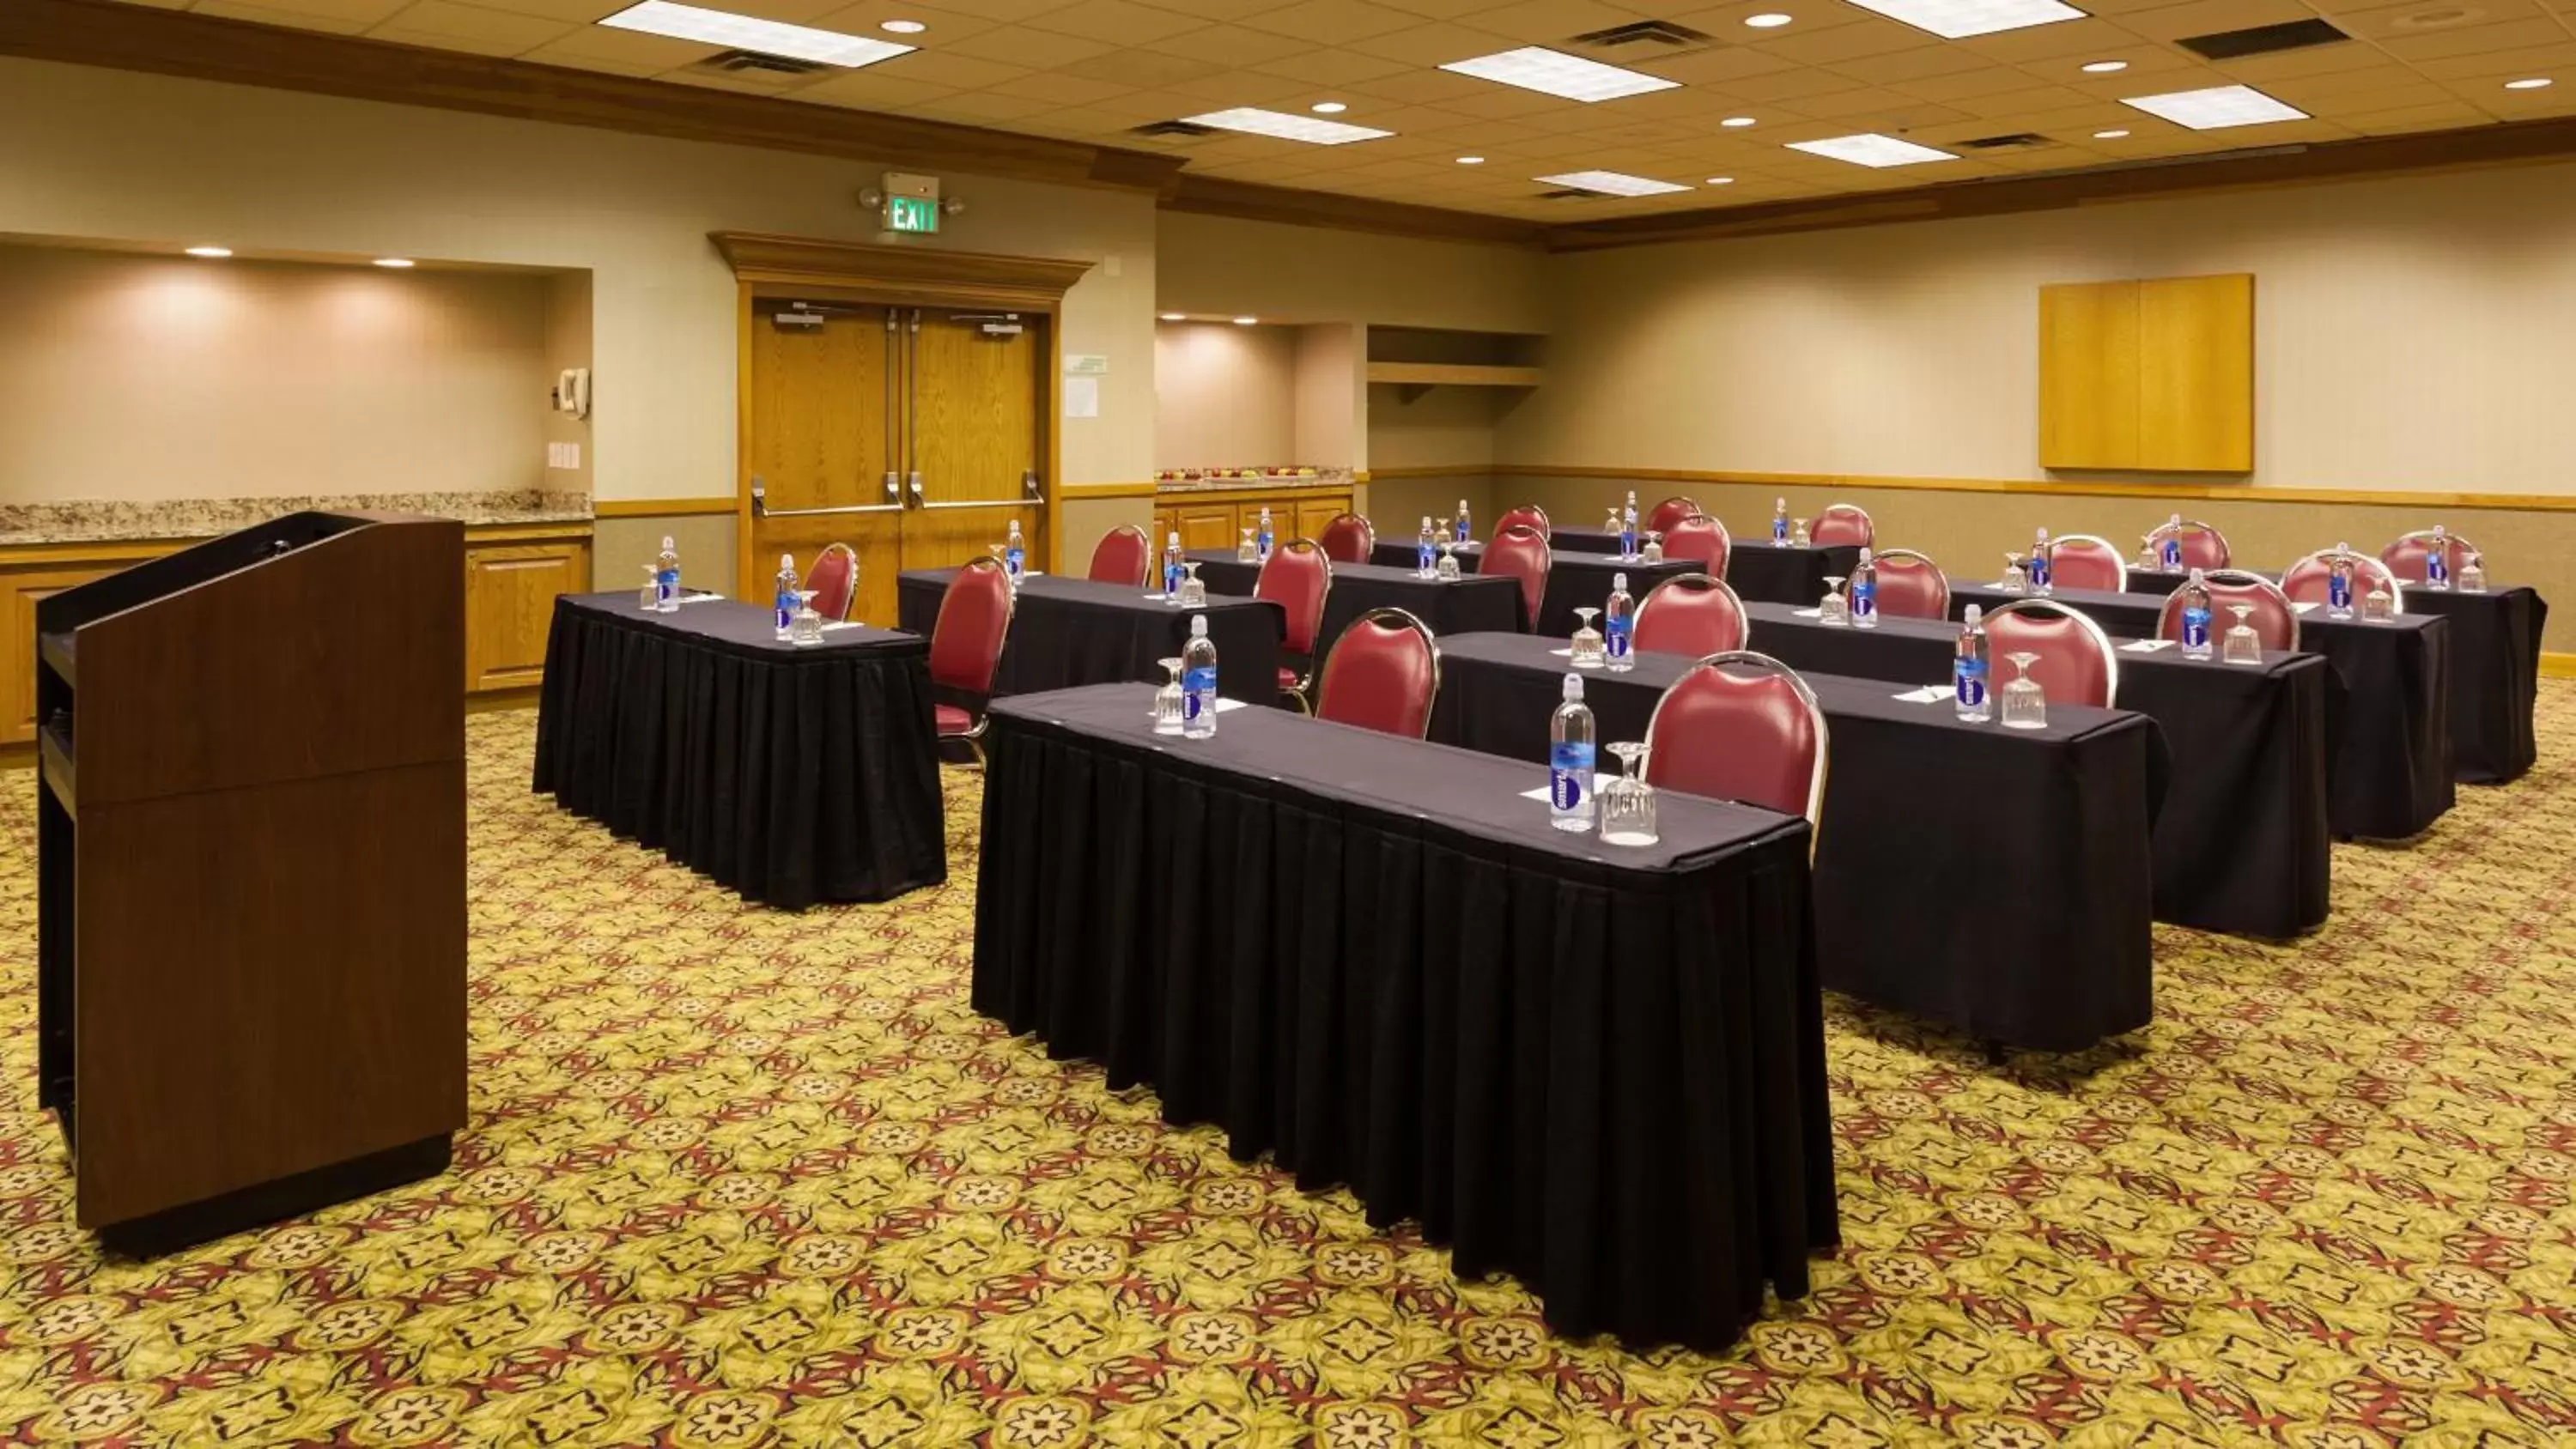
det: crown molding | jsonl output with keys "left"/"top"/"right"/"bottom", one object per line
{"left": 711, "top": 231, "right": 1092, "bottom": 309}
{"left": 1162, "top": 174, "right": 1547, "bottom": 249}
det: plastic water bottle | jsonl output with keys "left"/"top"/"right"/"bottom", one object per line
{"left": 2160, "top": 512, "right": 2184, "bottom": 571}
{"left": 1850, "top": 547, "right": 1879, "bottom": 629}
{"left": 1603, "top": 573, "right": 1634, "bottom": 672}
{"left": 1549, "top": 673, "right": 1595, "bottom": 833}
{"left": 773, "top": 553, "right": 798, "bottom": 640}
{"left": 1772, "top": 497, "right": 1789, "bottom": 547}
{"left": 1417, "top": 516, "right": 1437, "bottom": 576}
{"left": 1182, "top": 615, "right": 1218, "bottom": 739}
{"left": 1163, "top": 530, "right": 1183, "bottom": 601}
{"left": 1005, "top": 518, "right": 1026, "bottom": 583}
{"left": 2425, "top": 524, "right": 2449, "bottom": 590}
{"left": 2178, "top": 567, "right": 2214, "bottom": 658}
{"left": 1256, "top": 507, "right": 1274, "bottom": 561}
{"left": 1455, "top": 500, "right": 1472, "bottom": 543}
{"left": 2327, "top": 543, "right": 2354, "bottom": 620}
{"left": 2029, "top": 527, "right": 2053, "bottom": 595}
{"left": 1621, "top": 492, "right": 1638, "bottom": 557}
{"left": 654, "top": 535, "right": 681, "bottom": 613}
{"left": 1955, "top": 605, "right": 1990, "bottom": 722}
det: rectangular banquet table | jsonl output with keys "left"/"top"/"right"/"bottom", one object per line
{"left": 1183, "top": 550, "right": 1523, "bottom": 675}
{"left": 1370, "top": 535, "right": 1858, "bottom": 609}
{"left": 2123, "top": 567, "right": 2543, "bottom": 785}
{"left": 1736, "top": 601, "right": 2331, "bottom": 939}
{"left": 1428, "top": 634, "right": 2165, "bottom": 1051}
{"left": 973, "top": 682, "right": 1836, "bottom": 1351}
{"left": 1947, "top": 582, "right": 2451, "bottom": 840}
{"left": 1534, "top": 551, "right": 1702, "bottom": 636}
{"left": 896, "top": 568, "right": 1284, "bottom": 707}
{"left": 532, "top": 592, "right": 945, "bottom": 909}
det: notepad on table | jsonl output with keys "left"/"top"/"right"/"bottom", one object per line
{"left": 2119, "top": 639, "right": 2176, "bottom": 653}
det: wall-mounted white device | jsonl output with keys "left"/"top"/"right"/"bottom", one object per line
{"left": 555, "top": 367, "right": 591, "bottom": 420}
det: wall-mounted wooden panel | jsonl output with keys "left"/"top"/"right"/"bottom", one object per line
{"left": 2038, "top": 282, "right": 2141, "bottom": 471}
{"left": 2039, "top": 274, "right": 2251, "bottom": 473}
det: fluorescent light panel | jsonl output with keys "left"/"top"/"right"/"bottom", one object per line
{"left": 1784, "top": 132, "right": 1958, "bottom": 167}
{"left": 1182, "top": 107, "right": 1391, "bottom": 144}
{"left": 2121, "top": 83, "right": 2306, "bottom": 130}
{"left": 598, "top": 1, "right": 913, "bottom": 67}
{"left": 1442, "top": 46, "right": 1679, "bottom": 103}
{"left": 1842, "top": 0, "right": 2084, "bottom": 40}
{"left": 1538, "top": 169, "right": 1692, "bottom": 197}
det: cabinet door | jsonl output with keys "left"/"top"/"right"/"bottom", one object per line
{"left": 465, "top": 542, "right": 591, "bottom": 692}
{"left": 1176, "top": 504, "right": 1238, "bottom": 552}
{"left": 2, "top": 567, "right": 118, "bottom": 745}
{"left": 1294, "top": 498, "right": 1346, "bottom": 543}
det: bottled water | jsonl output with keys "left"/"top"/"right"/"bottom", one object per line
{"left": 1005, "top": 518, "right": 1026, "bottom": 583}
{"left": 1257, "top": 507, "right": 1274, "bottom": 561}
{"left": 2327, "top": 542, "right": 2354, "bottom": 620}
{"left": 2178, "top": 567, "right": 2214, "bottom": 658}
{"left": 2160, "top": 512, "right": 2184, "bottom": 571}
{"left": 1621, "top": 492, "right": 1638, "bottom": 557}
{"left": 1772, "top": 496, "right": 1789, "bottom": 546}
{"left": 2028, "top": 528, "right": 2052, "bottom": 596}
{"left": 1603, "top": 573, "right": 1634, "bottom": 672}
{"left": 2425, "top": 525, "right": 2449, "bottom": 590}
{"left": 773, "top": 553, "right": 798, "bottom": 640}
{"left": 1549, "top": 673, "right": 1595, "bottom": 833}
{"left": 1455, "top": 499, "right": 1472, "bottom": 543}
{"left": 1850, "top": 547, "right": 1879, "bottom": 629}
{"left": 1417, "top": 516, "right": 1437, "bottom": 576}
{"left": 655, "top": 535, "right": 681, "bottom": 614}
{"left": 1182, "top": 615, "right": 1219, "bottom": 739}
{"left": 1955, "top": 605, "right": 1990, "bottom": 722}
{"left": 1163, "top": 531, "right": 1184, "bottom": 602}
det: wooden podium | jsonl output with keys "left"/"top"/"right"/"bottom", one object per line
{"left": 36, "top": 512, "right": 466, "bottom": 1250}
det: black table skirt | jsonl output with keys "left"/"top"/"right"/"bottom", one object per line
{"left": 1536, "top": 554, "right": 1703, "bottom": 637}
{"left": 1372, "top": 538, "right": 1484, "bottom": 572}
{"left": 896, "top": 569, "right": 1285, "bottom": 707}
{"left": 1738, "top": 603, "right": 2331, "bottom": 939}
{"left": 532, "top": 594, "right": 946, "bottom": 909}
{"left": 974, "top": 684, "right": 1836, "bottom": 1351}
{"left": 1430, "top": 634, "right": 2165, "bottom": 1051}
{"left": 1186, "top": 551, "right": 1523, "bottom": 674}
{"left": 1728, "top": 543, "right": 1864, "bottom": 608}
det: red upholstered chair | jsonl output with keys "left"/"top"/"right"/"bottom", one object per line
{"left": 1811, "top": 503, "right": 1874, "bottom": 548}
{"left": 2381, "top": 528, "right": 2480, "bottom": 583}
{"left": 928, "top": 556, "right": 1014, "bottom": 765}
{"left": 1643, "top": 651, "right": 1828, "bottom": 834}
{"left": 1870, "top": 548, "right": 1949, "bottom": 621}
{"left": 1317, "top": 512, "right": 1375, "bottom": 566}
{"left": 2156, "top": 569, "right": 2299, "bottom": 652}
{"left": 1661, "top": 512, "right": 1730, "bottom": 575}
{"left": 803, "top": 542, "right": 859, "bottom": 621}
{"left": 1257, "top": 539, "right": 1334, "bottom": 711}
{"left": 1632, "top": 573, "right": 1747, "bottom": 658}
{"left": 1086, "top": 524, "right": 1151, "bottom": 585}
{"left": 1645, "top": 495, "right": 1699, "bottom": 536}
{"left": 1484, "top": 524, "right": 1552, "bottom": 631}
{"left": 1314, "top": 607, "right": 1439, "bottom": 739}
{"left": 2282, "top": 547, "right": 2406, "bottom": 615}
{"left": 2144, "top": 518, "right": 2230, "bottom": 570}
{"left": 1981, "top": 598, "right": 2119, "bottom": 709}
{"left": 2043, "top": 533, "right": 2127, "bottom": 592}
{"left": 1493, "top": 504, "right": 1551, "bottom": 540}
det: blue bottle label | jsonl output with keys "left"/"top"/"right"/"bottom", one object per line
{"left": 2161, "top": 537, "right": 2182, "bottom": 570}
{"left": 1549, "top": 743, "right": 1593, "bottom": 810}
{"left": 1183, "top": 665, "right": 1217, "bottom": 719}
{"left": 1605, "top": 618, "right": 1631, "bottom": 658}
{"left": 775, "top": 588, "right": 794, "bottom": 631}
{"left": 1419, "top": 543, "right": 1435, "bottom": 571}
{"left": 657, "top": 567, "right": 679, "bottom": 603}
{"left": 1620, "top": 528, "right": 1636, "bottom": 556}
{"left": 1774, "top": 518, "right": 1789, "bottom": 543}
{"left": 1851, "top": 580, "right": 1875, "bottom": 618}
{"left": 1165, "top": 560, "right": 1182, "bottom": 594}
{"left": 2329, "top": 574, "right": 2351, "bottom": 609}
{"left": 2029, "top": 556, "right": 2050, "bottom": 589}
{"left": 1455, "top": 518, "right": 1469, "bottom": 543}
{"left": 1006, "top": 546, "right": 1025, "bottom": 577}
{"left": 1955, "top": 658, "right": 1987, "bottom": 707}
{"left": 2427, "top": 552, "right": 2446, "bottom": 584}
{"left": 2183, "top": 607, "right": 2210, "bottom": 649}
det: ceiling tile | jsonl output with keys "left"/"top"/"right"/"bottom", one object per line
{"left": 1145, "top": 22, "right": 1315, "bottom": 64}
{"left": 516, "top": 25, "right": 721, "bottom": 69}
{"left": 1631, "top": 44, "right": 1803, "bottom": 85}
{"left": 1160, "top": 68, "right": 1315, "bottom": 103}
{"left": 880, "top": 48, "right": 1032, "bottom": 87}
{"left": 798, "top": 70, "right": 963, "bottom": 106}
{"left": 1893, "top": 63, "right": 2066, "bottom": 100}
{"left": 1955, "top": 16, "right": 2150, "bottom": 62}
{"left": 1346, "top": 21, "right": 1524, "bottom": 65}
{"left": 1751, "top": 16, "right": 1936, "bottom": 64}
{"left": 2260, "top": 62, "right": 2441, "bottom": 99}
{"left": 191, "top": 0, "right": 380, "bottom": 31}
{"left": 1463, "top": 0, "right": 1656, "bottom": 44}
{"left": 2317, "top": 0, "right": 2553, "bottom": 39}
{"left": 1826, "top": 44, "right": 2002, "bottom": 84}
{"left": 981, "top": 69, "right": 1142, "bottom": 103}
{"left": 1251, "top": 48, "right": 1417, "bottom": 83}
{"left": 905, "top": 88, "right": 1060, "bottom": 118}
{"left": 2208, "top": 39, "right": 2391, "bottom": 80}
{"left": 2377, "top": 16, "right": 2573, "bottom": 60}
{"left": 1340, "top": 67, "right": 1503, "bottom": 103}
{"left": 2290, "top": 79, "right": 2460, "bottom": 112}
{"left": 1024, "top": 0, "right": 1212, "bottom": 45}
{"left": 2409, "top": 40, "right": 2576, "bottom": 77}
{"left": 805, "top": 0, "right": 1001, "bottom": 39}
{"left": 1054, "top": 49, "right": 1224, "bottom": 85}
{"left": 1239, "top": 0, "right": 1433, "bottom": 44}
{"left": 938, "top": 23, "right": 1115, "bottom": 64}
{"left": 2111, "top": 0, "right": 2318, "bottom": 42}
{"left": 2340, "top": 97, "right": 2498, "bottom": 130}
{"left": 899, "top": 0, "right": 1080, "bottom": 20}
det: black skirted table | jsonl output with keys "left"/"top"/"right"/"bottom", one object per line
{"left": 1370, "top": 537, "right": 1483, "bottom": 572}
{"left": 974, "top": 682, "right": 1835, "bottom": 1351}
{"left": 896, "top": 569, "right": 1285, "bottom": 707}
{"left": 1947, "top": 582, "right": 2452, "bottom": 840}
{"left": 1372, "top": 536, "right": 1857, "bottom": 610}
{"left": 532, "top": 592, "right": 946, "bottom": 909}
{"left": 1535, "top": 553, "right": 1702, "bottom": 636}
{"left": 1429, "top": 634, "right": 2165, "bottom": 1051}
{"left": 1183, "top": 551, "right": 1523, "bottom": 674}
{"left": 2123, "top": 567, "right": 2543, "bottom": 786}
{"left": 1736, "top": 602, "right": 2331, "bottom": 940}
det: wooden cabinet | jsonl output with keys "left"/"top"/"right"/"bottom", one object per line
{"left": 464, "top": 527, "right": 592, "bottom": 693}
{"left": 1176, "top": 503, "right": 1241, "bottom": 551}
{"left": 1153, "top": 484, "right": 1357, "bottom": 557}
{"left": 3, "top": 561, "right": 128, "bottom": 744}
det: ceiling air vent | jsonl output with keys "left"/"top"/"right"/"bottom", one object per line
{"left": 1568, "top": 19, "right": 1717, "bottom": 56}
{"left": 699, "top": 49, "right": 830, "bottom": 76}
{"left": 1537, "top": 188, "right": 1599, "bottom": 200}
{"left": 1130, "top": 119, "right": 1220, "bottom": 139}
{"left": 2177, "top": 18, "right": 2350, "bottom": 60}
{"left": 1959, "top": 132, "right": 2051, "bottom": 149}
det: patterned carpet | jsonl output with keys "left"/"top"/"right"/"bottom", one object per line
{"left": 1, "top": 688, "right": 2572, "bottom": 1447}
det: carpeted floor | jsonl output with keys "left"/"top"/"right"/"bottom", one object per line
{"left": 2, "top": 686, "right": 2572, "bottom": 1447}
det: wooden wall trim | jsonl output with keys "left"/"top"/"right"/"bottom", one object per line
{"left": 1485, "top": 465, "right": 2576, "bottom": 514}
{"left": 1163, "top": 175, "right": 1546, "bottom": 249}
{"left": 712, "top": 232, "right": 1092, "bottom": 310}
{"left": 2541, "top": 653, "right": 2576, "bottom": 680}
{"left": 1364, "top": 464, "right": 1507, "bottom": 480}
{"left": 0, "top": 0, "right": 1183, "bottom": 194}
{"left": 594, "top": 497, "right": 739, "bottom": 519}
{"left": 0, "top": 519, "right": 592, "bottom": 566}
{"left": 1060, "top": 482, "right": 1158, "bottom": 500}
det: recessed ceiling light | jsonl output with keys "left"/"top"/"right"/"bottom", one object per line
{"left": 1536, "top": 169, "right": 1693, "bottom": 197}
{"left": 1232, "top": 316, "right": 1259, "bottom": 325}
{"left": 1441, "top": 46, "right": 1680, "bottom": 103}
{"left": 1746, "top": 11, "right": 1794, "bottom": 26}
{"left": 2093, "top": 128, "right": 2129, "bottom": 138}
{"left": 879, "top": 18, "right": 925, "bottom": 33}
{"left": 2081, "top": 59, "right": 2126, "bottom": 73}
{"left": 1840, "top": 0, "right": 2084, "bottom": 40}
{"left": 1456, "top": 155, "right": 1486, "bottom": 164}
{"left": 2121, "top": 83, "right": 2306, "bottom": 130}
{"left": 2504, "top": 76, "right": 2553, "bottom": 89}
{"left": 598, "top": 2, "right": 913, "bottom": 67}
{"left": 1721, "top": 115, "right": 1758, "bottom": 127}
{"left": 184, "top": 246, "right": 233, "bottom": 258}
{"left": 1785, "top": 132, "right": 1959, "bottom": 167}
{"left": 1158, "top": 312, "right": 1186, "bottom": 321}
{"left": 1310, "top": 100, "right": 1348, "bottom": 113}
{"left": 1182, "top": 106, "right": 1391, "bottom": 144}
{"left": 1705, "top": 175, "right": 1735, "bottom": 184}
{"left": 373, "top": 258, "right": 416, "bottom": 268}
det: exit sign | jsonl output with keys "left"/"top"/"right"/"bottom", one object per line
{"left": 887, "top": 195, "right": 940, "bottom": 234}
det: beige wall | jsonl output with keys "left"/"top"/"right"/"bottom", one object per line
{"left": 1154, "top": 322, "right": 1297, "bottom": 470}
{"left": 1156, "top": 212, "right": 1546, "bottom": 333}
{"left": 539, "top": 270, "right": 594, "bottom": 501}
{"left": 596, "top": 513, "right": 737, "bottom": 599}
{"left": 1293, "top": 324, "right": 1360, "bottom": 470}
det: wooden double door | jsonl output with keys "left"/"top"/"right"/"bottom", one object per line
{"left": 743, "top": 297, "right": 1049, "bottom": 627}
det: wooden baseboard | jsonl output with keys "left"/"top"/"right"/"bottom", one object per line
{"left": 2542, "top": 652, "right": 2576, "bottom": 681}
{"left": 594, "top": 497, "right": 737, "bottom": 519}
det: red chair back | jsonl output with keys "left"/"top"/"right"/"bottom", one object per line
{"left": 1870, "top": 548, "right": 1948, "bottom": 620}
{"left": 804, "top": 543, "right": 859, "bottom": 621}
{"left": 1493, "top": 505, "right": 1550, "bottom": 540}
{"left": 1315, "top": 608, "right": 1439, "bottom": 738}
{"left": 1644, "top": 651, "right": 1827, "bottom": 829}
{"left": 2156, "top": 570, "right": 2298, "bottom": 652}
{"left": 1317, "top": 513, "right": 1375, "bottom": 566}
{"left": 2381, "top": 529, "right": 2478, "bottom": 583}
{"left": 1255, "top": 540, "right": 1333, "bottom": 656}
{"left": 1661, "top": 513, "right": 1730, "bottom": 574}
{"left": 1645, "top": 496, "right": 1698, "bottom": 536}
{"left": 2044, "top": 533, "right": 2126, "bottom": 592}
{"left": 1812, "top": 503, "right": 1874, "bottom": 548}
{"left": 1983, "top": 599, "right": 2117, "bottom": 708}
{"left": 2146, "top": 518, "right": 2230, "bottom": 570}
{"left": 928, "top": 557, "right": 1012, "bottom": 695}
{"left": 2282, "top": 549, "right": 2406, "bottom": 614}
{"left": 1632, "top": 573, "right": 1747, "bottom": 658}
{"left": 1086, "top": 524, "right": 1151, "bottom": 585}
{"left": 1483, "top": 524, "right": 1552, "bottom": 630}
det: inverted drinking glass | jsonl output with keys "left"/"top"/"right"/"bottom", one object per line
{"left": 1819, "top": 576, "right": 1849, "bottom": 627}
{"left": 639, "top": 563, "right": 659, "bottom": 611}
{"left": 1152, "top": 658, "right": 1185, "bottom": 735}
{"left": 1178, "top": 561, "right": 1206, "bottom": 609}
{"left": 2458, "top": 552, "right": 2487, "bottom": 594}
{"left": 2221, "top": 603, "right": 2263, "bottom": 665}
{"left": 2000, "top": 652, "right": 2047, "bottom": 731}
{"left": 1435, "top": 543, "right": 1461, "bottom": 582}
{"left": 1999, "top": 552, "right": 2027, "bottom": 595}
{"left": 1571, "top": 607, "right": 1605, "bottom": 668}
{"left": 2363, "top": 581, "right": 2394, "bottom": 621}
{"left": 1600, "top": 742, "right": 1658, "bottom": 847}
{"left": 787, "top": 590, "right": 825, "bottom": 646}
{"left": 1791, "top": 518, "right": 1812, "bottom": 548}
{"left": 1236, "top": 527, "right": 1258, "bottom": 562}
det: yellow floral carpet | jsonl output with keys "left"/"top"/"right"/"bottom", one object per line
{"left": 2, "top": 688, "right": 2573, "bottom": 1447}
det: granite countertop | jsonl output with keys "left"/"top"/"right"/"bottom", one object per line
{"left": 1152, "top": 469, "right": 1355, "bottom": 493}
{"left": 0, "top": 490, "right": 593, "bottom": 547}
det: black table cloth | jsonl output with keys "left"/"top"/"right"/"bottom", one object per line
{"left": 532, "top": 592, "right": 945, "bottom": 909}
{"left": 1430, "top": 634, "right": 2165, "bottom": 1051}
{"left": 974, "top": 682, "right": 1834, "bottom": 1351}
{"left": 1534, "top": 553, "right": 1702, "bottom": 636}
{"left": 1371, "top": 537, "right": 1485, "bottom": 572}
{"left": 1947, "top": 582, "right": 2452, "bottom": 840}
{"left": 1727, "top": 542, "right": 1865, "bottom": 608}
{"left": 1735, "top": 602, "right": 2331, "bottom": 939}
{"left": 896, "top": 569, "right": 1285, "bottom": 707}
{"left": 1184, "top": 550, "right": 1523, "bottom": 675}
{"left": 2125, "top": 567, "right": 2543, "bottom": 785}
